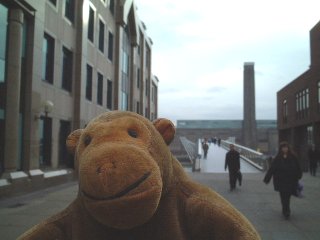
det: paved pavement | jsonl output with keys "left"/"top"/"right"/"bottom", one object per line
{"left": 1, "top": 171, "right": 320, "bottom": 240}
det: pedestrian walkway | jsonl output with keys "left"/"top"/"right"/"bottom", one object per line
{"left": 1, "top": 171, "right": 320, "bottom": 239}
{"left": 191, "top": 172, "right": 320, "bottom": 240}
{"left": 201, "top": 143, "right": 260, "bottom": 173}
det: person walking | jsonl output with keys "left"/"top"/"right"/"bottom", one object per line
{"left": 263, "top": 141, "right": 302, "bottom": 219}
{"left": 217, "top": 138, "right": 221, "bottom": 147}
{"left": 308, "top": 144, "right": 319, "bottom": 176}
{"left": 225, "top": 144, "right": 240, "bottom": 191}
{"left": 202, "top": 138, "right": 209, "bottom": 159}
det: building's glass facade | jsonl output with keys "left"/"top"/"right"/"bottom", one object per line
{"left": 121, "top": 26, "right": 130, "bottom": 110}
{"left": 0, "top": 3, "right": 8, "bottom": 172}
{"left": 0, "top": 4, "right": 7, "bottom": 83}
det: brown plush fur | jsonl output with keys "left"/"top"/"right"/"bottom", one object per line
{"left": 18, "top": 111, "right": 260, "bottom": 240}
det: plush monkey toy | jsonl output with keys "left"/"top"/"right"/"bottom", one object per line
{"left": 18, "top": 111, "right": 260, "bottom": 240}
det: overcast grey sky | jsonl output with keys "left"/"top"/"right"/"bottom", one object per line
{"left": 135, "top": 0, "right": 320, "bottom": 124}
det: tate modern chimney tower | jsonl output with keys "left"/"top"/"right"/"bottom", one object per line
{"left": 242, "top": 62, "right": 257, "bottom": 149}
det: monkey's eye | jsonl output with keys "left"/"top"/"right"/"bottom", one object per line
{"left": 83, "top": 135, "right": 92, "bottom": 146}
{"left": 128, "top": 129, "right": 138, "bottom": 138}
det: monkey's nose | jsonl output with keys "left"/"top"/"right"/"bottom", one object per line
{"left": 96, "top": 161, "right": 116, "bottom": 174}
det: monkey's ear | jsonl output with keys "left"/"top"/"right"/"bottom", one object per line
{"left": 153, "top": 118, "right": 175, "bottom": 145}
{"left": 66, "top": 129, "right": 83, "bottom": 155}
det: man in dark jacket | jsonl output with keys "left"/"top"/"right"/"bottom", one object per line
{"left": 225, "top": 144, "right": 240, "bottom": 191}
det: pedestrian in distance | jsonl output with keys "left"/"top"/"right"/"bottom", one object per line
{"left": 263, "top": 141, "right": 302, "bottom": 220}
{"left": 202, "top": 138, "right": 209, "bottom": 159}
{"left": 225, "top": 144, "right": 241, "bottom": 191}
{"left": 308, "top": 144, "right": 319, "bottom": 176}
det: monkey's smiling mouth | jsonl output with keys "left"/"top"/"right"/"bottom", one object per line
{"left": 82, "top": 172, "right": 151, "bottom": 201}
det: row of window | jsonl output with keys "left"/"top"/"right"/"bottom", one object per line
{"left": 42, "top": 33, "right": 73, "bottom": 92}
{"left": 48, "top": 0, "right": 75, "bottom": 23}
{"left": 135, "top": 68, "right": 157, "bottom": 103}
{"left": 282, "top": 81, "right": 320, "bottom": 123}
{"left": 85, "top": 64, "right": 113, "bottom": 109}
{"left": 47, "top": 0, "right": 115, "bottom": 23}
{"left": 88, "top": 4, "right": 114, "bottom": 61}
{"left": 42, "top": 29, "right": 115, "bottom": 96}
{"left": 47, "top": 0, "right": 115, "bottom": 62}
{"left": 295, "top": 88, "right": 309, "bottom": 119}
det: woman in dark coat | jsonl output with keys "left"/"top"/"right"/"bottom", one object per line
{"left": 263, "top": 141, "right": 302, "bottom": 219}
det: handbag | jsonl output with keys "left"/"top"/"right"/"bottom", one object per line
{"left": 292, "top": 181, "right": 303, "bottom": 198}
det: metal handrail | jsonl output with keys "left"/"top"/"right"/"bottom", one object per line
{"left": 179, "top": 137, "right": 201, "bottom": 171}
{"left": 221, "top": 140, "right": 267, "bottom": 171}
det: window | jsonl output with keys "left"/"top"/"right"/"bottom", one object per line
{"left": 136, "top": 101, "right": 140, "bottom": 114}
{"left": 282, "top": 99, "right": 288, "bottom": 123}
{"left": 137, "top": 68, "right": 140, "bottom": 88}
{"left": 122, "top": 51, "right": 129, "bottom": 74}
{"left": 299, "top": 92, "right": 302, "bottom": 111}
{"left": 307, "top": 126, "right": 314, "bottom": 146}
{"left": 62, "top": 46, "right": 73, "bottom": 92}
{"left": 48, "top": 0, "right": 57, "bottom": 6}
{"left": 109, "top": 0, "right": 114, "bottom": 15}
{"left": 138, "top": 31, "right": 143, "bottom": 55}
{"left": 39, "top": 117, "right": 52, "bottom": 166}
{"left": 152, "top": 84, "right": 156, "bottom": 102}
{"left": 318, "top": 82, "right": 320, "bottom": 112}
{"left": 145, "top": 78, "right": 149, "bottom": 96}
{"left": 318, "top": 82, "right": 320, "bottom": 103}
{"left": 121, "top": 92, "right": 128, "bottom": 110}
{"left": 153, "top": 85, "right": 157, "bottom": 104}
{"left": 306, "top": 88, "right": 309, "bottom": 108}
{"left": 88, "top": 6, "right": 94, "bottom": 42}
{"left": 120, "top": 31, "right": 130, "bottom": 111}
{"left": 107, "top": 79, "right": 112, "bottom": 109}
{"left": 98, "top": 19, "right": 105, "bottom": 52}
{"left": 86, "top": 65, "right": 92, "bottom": 101}
{"left": 97, "top": 72, "right": 103, "bottom": 105}
{"left": 58, "top": 120, "right": 72, "bottom": 167}
{"left": 295, "top": 88, "right": 310, "bottom": 119}
{"left": 65, "top": 0, "right": 75, "bottom": 23}
{"left": 108, "top": 32, "right": 113, "bottom": 61}
{"left": 145, "top": 46, "right": 150, "bottom": 68}
{"left": 302, "top": 90, "right": 306, "bottom": 110}
{"left": 0, "top": 4, "right": 8, "bottom": 83}
{"left": 42, "top": 33, "right": 55, "bottom": 84}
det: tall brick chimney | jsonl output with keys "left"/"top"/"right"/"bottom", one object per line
{"left": 242, "top": 62, "right": 257, "bottom": 149}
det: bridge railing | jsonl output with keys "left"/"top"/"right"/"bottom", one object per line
{"left": 221, "top": 140, "right": 267, "bottom": 171}
{"left": 179, "top": 137, "right": 201, "bottom": 171}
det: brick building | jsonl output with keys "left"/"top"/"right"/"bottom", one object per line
{"left": 277, "top": 20, "right": 320, "bottom": 170}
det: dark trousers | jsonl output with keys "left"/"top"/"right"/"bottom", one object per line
{"left": 229, "top": 171, "right": 237, "bottom": 189}
{"left": 279, "top": 191, "right": 291, "bottom": 216}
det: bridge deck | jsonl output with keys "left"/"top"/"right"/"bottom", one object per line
{"left": 200, "top": 143, "right": 260, "bottom": 173}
